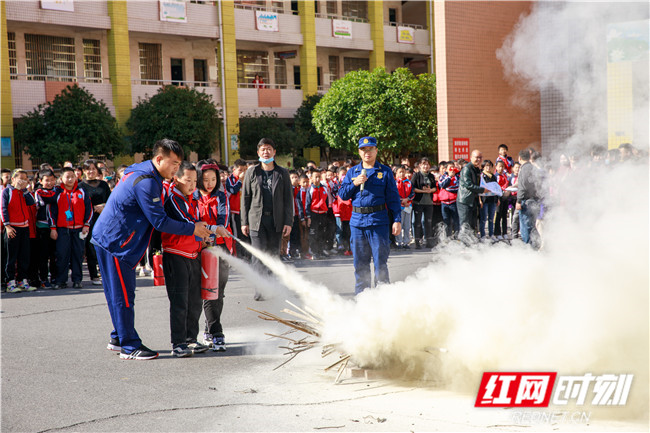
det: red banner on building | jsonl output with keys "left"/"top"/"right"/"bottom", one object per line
{"left": 452, "top": 138, "right": 470, "bottom": 160}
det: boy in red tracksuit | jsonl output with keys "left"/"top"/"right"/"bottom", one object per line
{"left": 438, "top": 165, "right": 460, "bottom": 238}
{"left": 496, "top": 143, "right": 515, "bottom": 174}
{"left": 1, "top": 169, "right": 37, "bottom": 293}
{"left": 194, "top": 162, "right": 231, "bottom": 352}
{"left": 50, "top": 167, "right": 92, "bottom": 289}
{"left": 335, "top": 167, "right": 352, "bottom": 255}
{"left": 395, "top": 166, "right": 414, "bottom": 248}
{"left": 226, "top": 159, "right": 248, "bottom": 258}
{"left": 295, "top": 174, "right": 312, "bottom": 259}
{"left": 494, "top": 160, "right": 511, "bottom": 239}
{"left": 162, "top": 162, "right": 219, "bottom": 358}
{"left": 308, "top": 170, "right": 328, "bottom": 259}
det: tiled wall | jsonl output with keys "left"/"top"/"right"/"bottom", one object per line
{"left": 435, "top": 1, "right": 541, "bottom": 162}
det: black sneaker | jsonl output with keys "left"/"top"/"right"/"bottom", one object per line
{"left": 171, "top": 343, "right": 193, "bottom": 358}
{"left": 120, "top": 345, "right": 159, "bottom": 360}
{"left": 212, "top": 336, "right": 226, "bottom": 352}
{"left": 107, "top": 338, "right": 121, "bottom": 352}
{"left": 72, "top": 281, "right": 82, "bottom": 289}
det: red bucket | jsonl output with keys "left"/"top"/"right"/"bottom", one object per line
{"left": 153, "top": 254, "right": 165, "bottom": 286}
{"left": 201, "top": 249, "right": 219, "bottom": 300}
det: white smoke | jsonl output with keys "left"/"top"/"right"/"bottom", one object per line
{"left": 213, "top": 1, "right": 649, "bottom": 421}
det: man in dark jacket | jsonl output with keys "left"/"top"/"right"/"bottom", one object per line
{"left": 457, "top": 150, "right": 489, "bottom": 243}
{"left": 241, "top": 138, "right": 293, "bottom": 300}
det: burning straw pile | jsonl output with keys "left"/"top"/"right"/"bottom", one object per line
{"left": 249, "top": 301, "right": 352, "bottom": 383}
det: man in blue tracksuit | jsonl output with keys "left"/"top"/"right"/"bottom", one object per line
{"left": 92, "top": 139, "right": 213, "bottom": 360}
{"left": 338, "top": 137, "right": 402, "bottom": 295}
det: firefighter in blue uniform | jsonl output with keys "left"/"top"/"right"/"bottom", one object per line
{"left": 338, "top": 136, "right": 402, "bottom": 295}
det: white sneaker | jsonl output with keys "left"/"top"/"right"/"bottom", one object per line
{"left": 144, "top": 264, "right": 153, "bottom": 273}
{"left": 91, "top": 278, "right": 103, "bottom": 286}
{"left": 490, "top": 235, "right": 497, "bottom": 241}
{"left": 497, "top": 235, "right": 504, "bottom": 241}
{"left": 139, "top": 269, "right": 147, "bottom": 277}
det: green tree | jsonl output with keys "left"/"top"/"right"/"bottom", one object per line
{"left": 15, "top": 84, "right": 124, "bottom": 166}
{"left": 294, "top": 94, "right": 328, "bottom": 149}
{"left": 126, "top": 85, "right": 221, "bottom": 159}
{"left": 238, "top": 112, "right": 303, "bottom": 159}
{"left": 312, "top": 67, "right": 437, "bottom": 160}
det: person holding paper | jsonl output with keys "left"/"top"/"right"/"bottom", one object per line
{"left": 478, "top": 160, "right": 499, "bottom": 240}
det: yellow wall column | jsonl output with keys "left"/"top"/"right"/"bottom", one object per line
{"left": 1, "top": 2, "right": 15, "bottom": 169}
{"left": 298, "top": 0, "right": 318, "bottom": 98}
{"left": 106, "top": 1, "right": 132, "bottom": 129}
{"left": 368, "top": 0, "right": 385, "bottom": 70}
{"left": 220, "top": 0, "right": 240, "bottom": 162}
{"left": 427, "top": 0, "right": 435, "bottom": 75}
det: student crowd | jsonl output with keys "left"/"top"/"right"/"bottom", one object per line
{"left": 1, "top": 140, "right": 643, "bottom": 356}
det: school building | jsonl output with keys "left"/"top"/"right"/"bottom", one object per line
{"left": 4, "top": 1, "right": 639, "bottom": 170}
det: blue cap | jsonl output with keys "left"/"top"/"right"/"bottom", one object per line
{"left": 358, "top": 136, "right": 377, "bottom": 148}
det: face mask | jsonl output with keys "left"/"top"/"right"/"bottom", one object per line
{"left": 259, "top": 156, "right": 274, "bottom": 164}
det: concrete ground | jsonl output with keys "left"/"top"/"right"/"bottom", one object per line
{"left": 1, "top": 247, "right": 647, "bottom": 432}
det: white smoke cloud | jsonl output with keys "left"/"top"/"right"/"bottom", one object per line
{"left": 214, "top": 1, "right": 649, "bottom": 421}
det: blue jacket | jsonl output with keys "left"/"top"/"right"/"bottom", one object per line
{"left": 91, "top": 160, "right": 195, "bottom": 268}
{"left": 338, "top": 162, "right": 402, "bottom": 228}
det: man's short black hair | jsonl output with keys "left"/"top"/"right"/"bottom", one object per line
{"left": 60, "top": 167, "right": 75, "bottom": 176}
{"left": 257, "top": 137, "right": 276, "bottom": 150}
{"left": 498, "top": 143, "right": 508, "bottom": 151}
{"left": 153, "top": 138, "right": 184, "bottom": 160}
{"left": 519, "top": 148, "right": 531, "bottom": 161}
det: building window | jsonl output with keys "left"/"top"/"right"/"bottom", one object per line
{"left": 342, "top": 1, "right": 367, "bottom": 20}
{"left": 326, "top": 0, "right": 337, "bottom": 16}
{"left": 194, "top": 59, "right": 208, "bottom": 86}
{"left": 25, "top": 34, "right": 76, "bottom": 81}
{"left": 8, "top": 32, "right": 17, "bottom": 79}
{"left": 328, "top": 55, "right": 339, "bottom": 83}
{"left": 274, "top": 53, "right": 287, "bottom": 86}
{"left": 139, "top": 43, "right": 162, "bottom": 85}
{"left": 237, "top": 49, "right": 268, "bottom": 87}
{"left": 271, "top": 0, "right": 284, "bottom": 13}
{"left": 83, "top": 39, "right": 102, "bottom": 83}
{"left": 343, "top": 57, "right": 369, "bottom": 75}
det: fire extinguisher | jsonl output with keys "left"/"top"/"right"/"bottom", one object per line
{"left": 153, "top": 253, "right": 165, "bottom": 286}
{"left": 201, "top": 248, "right": 219, "bottom": 300}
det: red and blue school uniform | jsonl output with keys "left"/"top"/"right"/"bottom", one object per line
{"left": 160, "top": 184, "right": 204, "bottom": 347}
{"left": 295, "top": 187, "right": 311, "bottom": 256}
{"left": 49, "top": 181, "right": 92, "bottom": 286}
{"left": 395, "top": 178, "right": 414, "bottom": 246}
{"left": 193, "top": 187, "right": 231, "bottom": 340}
{"left": 308, "top": 183, "right": 328, "bottom": 256}
{"left": 496, "top": 155, "right": 515, "bottom": 174}
{"left": 289, "top": 185, "right": 301, "bottom": 257}
{"left": 34, "top": 187, "right": 58, "bottom": 285}
{"left": 438, "top": 173, "right": 460, "bottom": 236}
{"left": 494, "top": 171, "right": 512, "bottom": 237}
{"left": 1, "top": 185, "right": 35, "bottom": 284}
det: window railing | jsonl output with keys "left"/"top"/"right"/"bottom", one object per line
{"left": 234, "top": 3, "right": 286, "bottom": 14}
{"left": 315, "top": 12, "right": 368, "bottom": 23}
{"left": 237, "top": 82, "right": 298, "bottom": 89}
{"left": 384, "top": 21, "right": 426, "bottom": 30}
{"left": 131, "top": 79, "right": 219, "bottom": 88}
{"left": 10, "top": 73, "right": 107, "bottom": 83}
